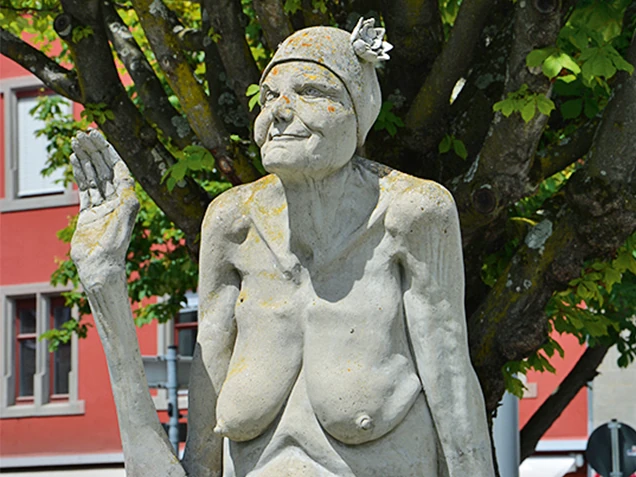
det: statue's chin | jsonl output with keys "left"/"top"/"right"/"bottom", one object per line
{"left": 262, "top": 146, "right": 354, "bottom": 180}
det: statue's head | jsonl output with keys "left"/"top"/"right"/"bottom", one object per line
{"left": 254, "top": 20, "right": 392, "bottom": 177}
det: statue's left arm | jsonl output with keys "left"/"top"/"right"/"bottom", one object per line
{"left": 399, "top": 181, "right": 495, "bottom": 477}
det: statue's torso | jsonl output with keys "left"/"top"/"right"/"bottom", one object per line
{"left": 213, "top": 165, "right": 441, "bottom": 476}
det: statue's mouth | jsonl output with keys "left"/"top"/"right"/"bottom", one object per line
{"left": 270, "top": 133, "right": 310, "bottom": 141}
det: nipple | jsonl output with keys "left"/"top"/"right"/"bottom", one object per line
{"left": 356, "top": 414, "right": 373, "bottom": 431}
{"left": 214, "top": 420, "right": 228, "bottom": 436}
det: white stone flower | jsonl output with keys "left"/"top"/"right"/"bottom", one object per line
{"left": 350, "top": 17, "right": 393, "bottom": 64}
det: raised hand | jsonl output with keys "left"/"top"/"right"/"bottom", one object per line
{"left": 69, "top": 130, "right": 140, "bottom": 288}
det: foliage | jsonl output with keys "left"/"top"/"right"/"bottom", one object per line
{"left": 373, "top": 101, "right": 404, "bottom": 137}
{"left": 81, "top": 103, "right": 115, "bottom": 125}
{"left": 246, "top": 83, "right": 260, "bottom": 112}
{"left": 493, "top": 84, "right": 556, "bottom": 123}
{"left": 438, "top": 134, "right": 467, "bottom": 160}
{"left": 162, "top": 145, "right": 216, "bottom": 192}
{"left": 439, "top": 0, "right": 462, "bottom": 37}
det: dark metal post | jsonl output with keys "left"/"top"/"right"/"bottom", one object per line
{"left": 609, "top": 419, "right": 622, "bottom": 477}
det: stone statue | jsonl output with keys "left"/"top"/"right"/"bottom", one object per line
{"left": 70, "top": 20, "right": 495, "bottom": 477}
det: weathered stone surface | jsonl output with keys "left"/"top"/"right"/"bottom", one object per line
{"left": 70, "top": 23, "right": 495, "bottom": 477}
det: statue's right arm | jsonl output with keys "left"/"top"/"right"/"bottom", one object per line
{"left": 182, "top": 193, "right": 241, "bottom": 477}
{"left": 70, "top": 131, "right": 186, "bottom": 476}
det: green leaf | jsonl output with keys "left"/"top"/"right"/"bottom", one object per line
{"left": 438, "top": 135, "right": 452, "bottom": 154}
{"left": 245, "top": 84, "right": 260, "bottom": 96}
{"left": 521, "top": 101, "right": 536, "bottom": 123}
{"left": 249, "top": 94, "right": 260, "bottom": 111}
{"left": 557, "top": 53, "right": 581, "bottom": 75}
{"left": 452, "top": 139, "right": 468, "bottom": 160}
{"left": 536, "top": 95, "right": 555, "bottom": 116}
{"left": 582, "top": 48, "right": 617, "bottom": 79}
{"left": 584, "top": 97, "right": 599, "bottom": 118}
{"left": 283, "top": 0, "right": 302, "bottom": 14}
{"left": 493, "top": 98, "right": 514, "bottom": 117}
{"left": 526, "top": 48, "right": 555, "bottom": 68}
{"left": 558, "top": 74, "right": 578, "bottom": 83}
{"left": 561, "top": 98, "right": 583, "bottom": 119}
{"left": 543, "top": 54, "right": 564, "bottom": 79}
{"left": 611, "top": 54, "right": 634, "bottom": 74}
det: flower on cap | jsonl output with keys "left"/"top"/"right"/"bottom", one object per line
{"left": 350, "top": 17, "right": 393, "bottom": 65}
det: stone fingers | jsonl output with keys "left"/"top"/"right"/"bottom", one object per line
{"left": 69, "top": 152, "right": 91, "bottom": 212}
{"left": 72, "top": 134, "right": 104, "bottom": 207}
{"left": 85, "top": 130, "right": 116, "bottom": 198}
{"left": 83, "top": 130, "right": 136, "bottom": 204}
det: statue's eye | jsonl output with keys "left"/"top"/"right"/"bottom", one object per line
{"left": 263, "top": 90, "right": 279, "bottom": 104}
{"left": 301, "top": 87, "right": 324, "bottom": 98}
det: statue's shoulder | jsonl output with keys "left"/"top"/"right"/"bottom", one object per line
{"left": 201, "top": 174, "right": 281, "bottom": 240}
{"left": 363, "top": 164, "right": 457, "bottom": 233}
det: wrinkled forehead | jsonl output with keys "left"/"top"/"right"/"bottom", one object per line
{"left": 261, "top": 61, "right": 349, "bottom": 93}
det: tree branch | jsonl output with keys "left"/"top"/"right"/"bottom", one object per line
{"left": 539, "top": 118, "right": 598, "bottom": 179}
{"left": 381, "top": 0, "right": 443, "bottom": 106}
{"left": 0, "top": 27, "right": 81, "bottom": 102}
{"left": 201, "top": 0, "right": 261, "bottom": 121}
{"left": 102, "top": 0, "right": 198, "bottom": 150}
{"left": 55, "top": 0, "right": 211, "bottom": 254}
{"left": 252, "top": 0, "right": 293, "bottom": 50}
{"left": 155, "top": 2, "right": 206, "bottom": 51}
{"left": 454, "top": 0, "right": 562, "bottom": 246}
{"left": 443, "top": 1, "right": 513, "bottom": 182}
{"left": 404, "top": 0, "right": 496, "bottom": 137}
{"left": 469, "top": 35, "right": 636, "bottom": 412}
{"left": 131, "top": 0, "right": 259, "bottom": 184}
{"left": 131, "top": 0, "right": 227, "bottom": 148}
{"left": 519, "top": 344, "right": 610, "bottom": 461}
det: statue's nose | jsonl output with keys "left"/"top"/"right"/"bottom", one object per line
{"left": 271, "top": 95, "right": 294, "bottom": 122}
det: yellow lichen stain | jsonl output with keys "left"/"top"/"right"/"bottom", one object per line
{"left": 241, "top": 175, "right": 277, "bottom": 211}
{"left": 328, "top": 105, "right": 335, "bottom": 113}
{"left": 258, "top": 270, "right": 278, "bottom": 281}
{"left": 258, "top": 297, "right": 288, "bottom": 309}
{"left": 271, "top": 67, "right": 278, "bottom": 76}
{"left": 270, "top": 202, "right": 287, "bottom": 216}
{"left": 227, "top": 356, "right": 247, "bottom": 379}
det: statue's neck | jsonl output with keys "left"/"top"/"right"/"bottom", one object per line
{"left": 276, "top": 158, "right": 377, "bottom": 266}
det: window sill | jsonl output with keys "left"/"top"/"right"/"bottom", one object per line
{"left": 0, "top": 190, "right": 79, "bottom": 213}
{"left": 0, "top": 400, "right": 85, "bottom": 418}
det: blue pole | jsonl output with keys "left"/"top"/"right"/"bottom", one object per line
{"left": 167, "top": 345, "right": 179, "bottom": 454}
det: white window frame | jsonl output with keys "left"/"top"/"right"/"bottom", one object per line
{"left": 0, "top": 282, "right": 84, "bottom": 418}
{"left": 152, "top": 292, "right": 198, "bottom": 411}
{"left": 0, "top": 76, "right": 79, "bottom": 212}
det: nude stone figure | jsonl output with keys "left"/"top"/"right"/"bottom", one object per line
{"left": 69, "top": 20, "right": 495, "bottom": 477}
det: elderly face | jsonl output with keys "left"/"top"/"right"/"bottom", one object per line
{"left": 254, "top": 62, "right": 357, "bottom": 178}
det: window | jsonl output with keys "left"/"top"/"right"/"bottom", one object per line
{"left": 1, "top": 283, "right": 84, "bottom": 418}
{"left": 15, "top": 297, "right": 37, "bottom": 400}
{"left": 174, "top": 292, "right": 198, "bottom": 358}
{"left": 0, "top": 76, "right": 78, "bottom": 212}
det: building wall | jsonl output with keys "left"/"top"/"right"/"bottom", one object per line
{"left": 519, "top": 332, "right": 590, "bottom": 444}
{"left": 0, "top": 54, "right": 159, "bottom": 466}
{"left": 592, "top": 346, "right": 636, "bottom": 431}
